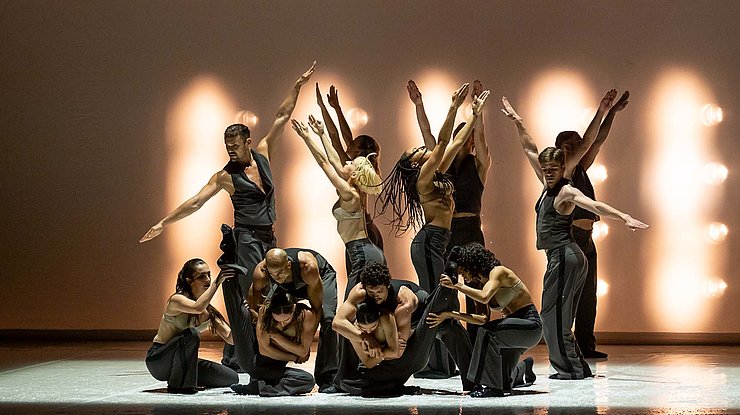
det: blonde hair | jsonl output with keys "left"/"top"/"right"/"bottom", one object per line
{"left": 352, "top": 153, "right": 382, "bottom": 195}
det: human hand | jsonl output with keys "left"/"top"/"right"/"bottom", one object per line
{"left": 327, "top": 85, "right": 340, "bottom": 108}
{"left": 612, "top": 90, "right": 630, "bottom": 112}
{"left": 599, "top": 89, "right": 618, "bottom": 112}
{"left": 426, "top": 312, "right": 449, "bottom": 328}
{"left": 308, "top": 114, "right": 325, "bottom": 136}
{"left": 625, "top": 215, "right": 649, "bottom": 232}
{"left": 452, "top": 83, "right": 470, "bottom": 108}
{"left": 439, "top": 275, "right": 461, "bottom": 290}
{"left": 139, "top": 222, "right": 163, "bottom": 243}
{"left": 295, "top": 61, "right": 316, "bottom": 87}
{"left": 315, "top": 83, "right": 326, "bottom": 106}
{"left": 295, "top": 352, "right": 310, "bottom": 364}
{"left": 407, "top": 80, "right": 423, "bottom": 105}
{"left": 501, "top": 96, "right": 523, "bottom": 123}
{"left": 216, "top": 268, "right": 236, "bottom": 284}
{"left": 290, "top": 119, "right": 310, "bottom": 139}
{"left": 472, "top": 90, "right": 490, "bottom": 116}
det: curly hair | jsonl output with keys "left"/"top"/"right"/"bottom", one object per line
{"left": 174, "top": 258, "right": 226, "bottom": 335}
{"left": 374, "top": 147, "right": 454, "bottom": 235}
{"left": 359, "top": 262, "right": 391, "bottom": 288}
{"left": 259, "top": 288, "right": 306, "bottom": 344}
{"left": 352, "top": 153, "right": 382, "bottom": 195}
{"left": 447, "top": 242, "right": 501, "bottom": 281}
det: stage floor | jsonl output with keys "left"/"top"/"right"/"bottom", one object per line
{"left": 0, "top": 341, "right": 738, "bottom": 414}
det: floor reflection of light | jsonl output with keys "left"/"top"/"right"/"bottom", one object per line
{"left": 165, "top": 76, "right": 236, "bottom": 311}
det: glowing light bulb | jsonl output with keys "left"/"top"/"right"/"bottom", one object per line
{"left": 701, "top": 104, "right": 723, "bottom": 126}
{"left": 705, "top": 222, "right": 728, "bottom": 243}
{"left": 235, "top": 110, "right": 259, "bottom": 128}
{"left": 703, "top": 162, "right": 728, "bottom": 185}
{"left": 588, "top": 163, "right": 608, "bottom": 184}
{"left": 346, "top": 107, "right": 368, "bottom": 130}
{"left": 596, "top": 279, "right": 609, "bottom": 298}
{"left": 592, "top": 222, "right": 610, "bottom": 242}
{"left": 704, "top": 277, "right": 727, "bottom": 298}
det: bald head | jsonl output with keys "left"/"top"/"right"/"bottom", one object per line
{"left": 265, "top": 248, "right": 288, "bottom": 268}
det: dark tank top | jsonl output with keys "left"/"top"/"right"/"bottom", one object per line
{"left": 571, "top": 164, "right": 599, "bottom": 222}
{"left": 270, "top": 248, "right": 332, "bottom": 300}
{"left": 447, "top": 154, "right": 483, "bottom": 215}
{"left": 535, "top": 178, "right": 574, "bottom": 250}
{"left": 377, "top": 280, "right": 425, "bottom": 326}
{"left": 224, "top": 150, "right": 275, "bottom": 227}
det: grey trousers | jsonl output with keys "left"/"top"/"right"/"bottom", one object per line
{"left": 541, "top": 242, "right": 592, "bottom": 379}
{"left": 146, "top": 328, "right": 239, "bottom": 389}
{"left": 223, "top": 277, "right": 315, "bottom": 396}
{"left": 339, "top": 285, "right": 474, "bottom": 394}
{"left": 467, "top": 304, "right": 542, "bottom": 390}
{"left": 345, "top": 238, "right": 386, "bottom": 298}
{"left": 572, "top": 226, "right": 599, "bottom": 353}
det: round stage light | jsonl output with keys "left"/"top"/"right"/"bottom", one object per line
{"left": 346, "top": 107, "right": 368, "bottom": 129}
{"left": 592, "top": 222, "right": 610, "bottom": 242}
{"left": 701, "top": 104, "right": 723, "bottom": 126}
{"left": 588, "top": 163, "right": 608, "bottom": 184}
{"left": 703, "top": 162, "right": 728, "bottom": 185}
{"left": 705, "top": 222, "right": 729, "bottom": 243}
{"left": 596, "top": 279, "right": 609, "bottom": 298}
{"left": 704, "top": 277, "right": 727, "bottom": 298}
{"left": 235, "top": 110, "right": 259, "bottom": 128}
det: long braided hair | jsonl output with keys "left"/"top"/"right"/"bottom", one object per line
{"left": 375, "top": 147, "right": 454, "bottom": 236}
{"left": 174, "top": 258, "right": 226, "bottom": 335}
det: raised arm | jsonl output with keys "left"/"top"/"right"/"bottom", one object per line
{"left": 471, "top": 80, "right": 492, "bottom": 185}
{"left": 327, "top": 85, "right": 355, "bottom": 150}
{"left": 565, "top": 89, "right": 616, "bottom": 174}
{"left": 502, "top": 96, "right": 543, "bottom": 184}
{"left": 560, "top": 185, "right": 649, "bottom": 231}
{"left": 167, "top": 269, "right": 235, "bottom": 314}
{"left": 139, "top": 171, "right": 225, "bottom": 243}
{"left": 255, "top": 61, "right": 316, "bottom": 161}
{"left": 438, "top": 83, "right": 490, "bottom": 173}
{"left": 315, "top": 82, "right": 349, "bottom": 164}
{"left": 580, "top": 90, "right": 630, "bottom": 169}
{"left": 416, "top": 83, "right": 470, "bottom": 190}
{"left": 291, "top": 119, "right": 356, "bottom": 201}
{"left": 308, "top": 115, "right": 345, "bottom": 174}
{"left": 407, "top": 79, "right": 436, "bottom": 149}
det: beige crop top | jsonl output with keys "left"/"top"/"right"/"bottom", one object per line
{"left": 153, "top": 312, "right": 210, "bottom": 344}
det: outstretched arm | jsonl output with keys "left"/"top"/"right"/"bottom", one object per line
{"left": 580, "top": 90, "right": 630, "bottom": 170}
{"left": 139, "top": 171, "right": 225, "bottom": 242}
{"left": 471, "top": 80, "right": 492, "bottom": 185}
{"left": 426, "top": 310, "right": 488, "bottom": 328}
{"left": 327, "top": 85, "right": 355, "bottom": 150}
{"left": 416, "top": 83, "right": 470, "bottom": 190}
{"left": 502, "top": 96, "right": 543, "bottom": 184}
{"left": 308, "top": 115, "right": 346, "bottom": 175}
{"left": 255, "top": 61, "right": 316, "bottom": 161}
{"left": 438, "top": 81, "right": 490, "bottom": 173}
{"left": 316, "top": 83, "right": 349, "bottom": 164}
{"left": 407, "top": 79, "right": 436, "bottom": 149}
{"left": 565, "top": 89, "right": 616, "bottom": 175}
{"left": 560, "top": 185, "right": 649, "bottom": 231}
{"left": 292, "top": 119, "right": 356, "bottom": 200}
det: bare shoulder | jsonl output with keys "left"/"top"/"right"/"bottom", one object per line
{"left": 397, "top": 286, "right": 419, "bottom": 309}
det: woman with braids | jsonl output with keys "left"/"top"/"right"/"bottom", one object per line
{"left": 427, "top": 243, "right": 541, "bottom": 397}
{"left": 291, "top": 115, "right": 385, "bottom": 297}
{"left": 376, "top": 82, "right": 489, "bottom": 377}
{"left": 229, "top": 288, "right": 316, "bottom": 396}
{"left": 316, "top": 83, "right": 385, "bottom": 250}
{"left": 145, "top": 259, "right": 239, "bottom": 394}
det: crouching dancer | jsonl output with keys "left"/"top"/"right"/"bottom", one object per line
{"left": 333, "top": 263, "right": 474, "bottom": 396}
{"left": 145, "top": 259, "right": 239, "bottom": 394}
{"left": 429, "top": 243, "right": 541, "bottom": 397}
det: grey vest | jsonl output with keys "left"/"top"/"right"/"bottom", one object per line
{"left": 535, "top": 178, "right": 574, "bottom": 250}
{"left": 224, "top": 150, "right": 275, "bottom": 227}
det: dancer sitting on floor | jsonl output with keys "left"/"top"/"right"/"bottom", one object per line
{"left": 428, "top": 243, "right": 541, "bottom": 397}
{"left": 229, "top": 288, "right": 317, "bottom": 397}
{"left": 349, "top": 300, "right": 400, "bottom": 369}
{"left": 333, "top": 263, "right": 474, "bottom": 396}
{"left": 502, "top": 95, "right": 648, "bottom": 380}
{"left": 145, "top": 259, "right": 239, "bottom": 394}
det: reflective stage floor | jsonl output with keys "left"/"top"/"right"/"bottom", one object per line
{"left": 0, "top": 341, "right": 738, "bottom": 414}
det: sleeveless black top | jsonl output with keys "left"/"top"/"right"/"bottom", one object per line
{"left": 376, "top": 280, "right": 425, "bottom": 326}
{"left": 224, "top": 150, "right": 275, "bottom": 227}
{"left": 535, "top": 178, "right": 574, "bottom": 250}
{"left": 269, "top": 248, "right": 332, "bottom": 300}
{"left": 571, "top": 164, "right": 599, "bottom": 222}
{"left": 447, "top": 154, "right": 483, "bottom": 215}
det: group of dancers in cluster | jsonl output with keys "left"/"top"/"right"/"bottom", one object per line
{"left": 139, "top": 62, "right": 649, "bottom": 398}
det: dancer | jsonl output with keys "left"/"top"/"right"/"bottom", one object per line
{"left": 229, "top": 288, "right": 316, "bottom": 397}
{"left": 554, "top": 91, "right": 630, "bottom": 359}
{"left": 250, "top": 247, "right": 338, "bottom": 392}
{"left": 429, "top": 243, "right": 541, "bottom": 397}
{"left": 348, "top": 301, "right": 400, "bottom": 369}
{"left": 502, "top": 95, "right": 648, "bottom": 380}
{"left": 139, "top": 61, "right": 316, "bottom": 299}
{"left": 379, "top": 81, "right": 489, "bottom": 377}
{"left": 145, "top": 259, "right": 239, "bottom": 394}
{"left": 292, "top": 115, "right": 385, "bottom": 296}
{"left": 316, "top": 83, "right": 384, "bottom": 250}
{"left": 334, "top": 263, "right": 475, "bottom": 396}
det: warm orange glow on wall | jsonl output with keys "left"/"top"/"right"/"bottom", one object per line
{"left": 165, "top": 76, "right": 236, "bottom": 310}
{"left": 588, "top": 163, "right": 608, "bottom": 184}
{"left": 642, "top": 69, "right": 724, "bottom": 331}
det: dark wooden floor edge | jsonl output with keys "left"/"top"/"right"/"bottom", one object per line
{"left": 1, "top": 329, "right": 739, "bottom": 345}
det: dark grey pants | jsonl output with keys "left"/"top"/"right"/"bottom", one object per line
{"left": 541, "top": 243, "right": 592, "bottom": 379}
{"left": 345, "top": 238, "right": 386, "bottom": 298}
{"left": 467, "top": 304, "right": 542, "bottom": 390}
{"left": 339, "top": 285, "right": 474, "bottom": 394}
{"left": 145, "top": 328, "right": 239, "bottom": 389}
{"left": 222, "top": 277, "right": 315, "bottom": 396}
{"left": 572, "top": 226, "right": 598, "bottom": 353}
